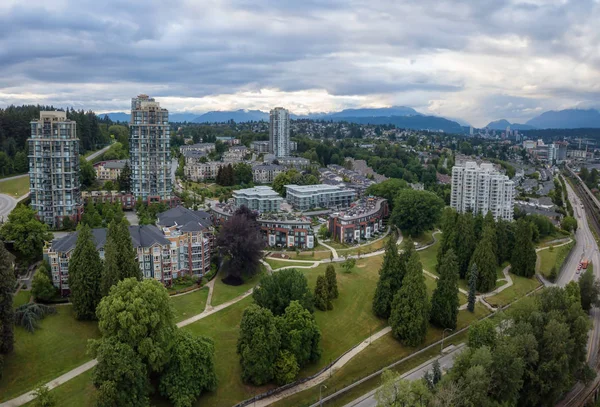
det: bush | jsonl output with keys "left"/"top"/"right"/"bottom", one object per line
{"left": 14, "top": 303, "right": 57, "bottom": 333}
{"left": 274, "top": 350, "right": 299, "bottom": 385}
{"left": 549, "top": 266, "right": 558, "bottom": 282}
{"left": 31, "top": 268, "right": 57, "bottom": 302}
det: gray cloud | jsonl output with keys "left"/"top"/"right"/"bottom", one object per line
{"left": 0, "top": 0, "right": 598, "bottom": 125}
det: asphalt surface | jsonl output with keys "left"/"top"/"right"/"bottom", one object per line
{"left": 344, "top": 345, "right": 466, "bottom": 407}
{"left": 0, "top": 144, "right": 112, "bottom": 221}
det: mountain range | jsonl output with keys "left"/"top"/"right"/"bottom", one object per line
{"left": 104, "top": 107, "right": 600, "bottom": 132}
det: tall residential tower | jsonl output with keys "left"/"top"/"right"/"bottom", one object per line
{"left": 28, "top": 111, "right": 82, "bottom": 228}
{"left": 269, "top": 107, "right": 290, "bottom": 158}
{"left": 129, "top": 94, "right": 172, "bottom": 202}
{"left": 450, "top": 161, "right": 514, "bottom": 221}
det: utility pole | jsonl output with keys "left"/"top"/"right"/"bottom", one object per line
{"left": 441, "top": 328, "right": 453, "bottom": 353}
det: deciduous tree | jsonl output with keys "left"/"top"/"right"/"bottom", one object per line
{"left": 391, "top": 189, "right": 444, "bottom": 236}
{"left": 579, "top": 267, "right": 600, "bottom": 312}
{"left": 253, "top": 268, "right": 314, "bottom": 315}
{"left": 68, "top": 224, "right": 102, "bottom": 320}
{"left": 0, "top": 204, "right": 52, "bottom": 261}
{"left": 31, "top": 268, "right": 56, "bottom": 302}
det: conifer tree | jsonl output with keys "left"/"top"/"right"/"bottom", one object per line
{"left": 101, "top": 219, "right": 139, "bottom": 296}
{"left": 430, "top": 249, "right": 460, "bottom": 329}
{"left": 69, "top": 224, "right": 103, "bottom": 320}
{"left": 436, "top": 208, "right": 458, "bottom": 272}
{"left": 455, "top": 213, "right": 476, "bottom": 278}
{"left": 389, "top": 250, "right": 429, "bottom": 346}
{"left": 511, "top": 219, "right": 537, "bottom": 278}
{"left": 470, "top": 226, "right": 497, "bottom": 292}
{"left": 0, "top": 241, "right": 15, "bottom": 354}
{"left": 467, "top": 263, "right": 477, "bottom": 312}
{"left": 314, "top": 275, "right": 332, "bottom": 311}
{"left": 373, "top": 234, "right": 411, "bottom": 318}
{"left": 325, "top": 264, "right": 338, "bottom": 299}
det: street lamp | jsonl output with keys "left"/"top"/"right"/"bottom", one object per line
{"left": 320, "top": 384, "right": 328, "bottom": 407}
{"left": 441, "top": 328, "right": 453, "bottom": 353}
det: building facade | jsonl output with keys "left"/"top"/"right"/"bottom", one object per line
{"left": 285, "top": 184, "right": 357, "bottom": 211}
{"left": 45, "top": 206, "right": 212, "bottom": 295}
{"left": 233, "top": 186, "right": 283, "bottom": 212}
{"left": 251, "top": 140, "right": 270, "bottom": 153}
{"left": 29, "top": 111, "right": 83, "bottom": 228}
{"left": 223, "top": 146, "right": 248, "bottom": 162}
{"left": 269, "top": 107, "right": 290, "bottom": 158}
{"left": 94, "top": 160, "right": 127, "bottom": 181}
{"left": 129, "top": 94, "right": 172, "bottom": 202}
{"left": 450, "top": 161, "right": 514, "bottom": 221}
{"left": 252, "top": 163, "right": 284, "bottom": 184}
{"left": 329, "top": 198, "right": 388, "bottom": 242}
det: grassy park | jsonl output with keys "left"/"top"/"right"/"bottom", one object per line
{"left": 12, "top": 290, "right": 31, "bottom": 308}
{"left": 485, "top": 274, "right": 542, "bottom": 308}
{"left": 264, "top": 258, "right": 315, "bottom": 270}
{"left": 0, "top": 175, "right": 29, "bottom": 198}
{"left": 538, "top": 241, "right": 575, "bottom": 279}
{"left": 210, "top": 266, "right": 266, "bottom": 306}
{"left": 171, "top": 287, "right": 209, "bottom": 322}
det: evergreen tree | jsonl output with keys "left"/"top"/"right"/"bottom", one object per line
{"left": 430, "top": 249, "right": 460, "bottom": 329}
{"left": 101, "top": 219, "right": 140, "bottom": 296}
{"left": 470, "top": 226, "right": 497, "bottom": 292}
{"left": 495, "top": 219, "right": 515, "bottom": 265}
{"left": 325, "top": 264, "right": 338, "bottom": 299}
{"left": 314, "top": 275, "right": 332, "bottom": 311}
{"left": 436, "top": 208, "right": 458, "bottom": 273}
{"left": 0, "top": 241, "right": 15, "bottom": 354}
{"left": 373, "top": 234, "right": 411, "bottom": 318}
{"left": 116, "top": 162, "right": 131, "bottom": 192}
{"left": 389, "top": 250, "right": 429, "bottom": 346}
{"left": 455, "top": 213, "right": 476, "bottom": 278}
{"left": 467, "top": 263, "right": 477, "bottom": 312}
{"left": 511, "top": 219, "right": 537, "bottom": 278}
{"left": 68, "top": 224, "right": 102, "bottom": 320}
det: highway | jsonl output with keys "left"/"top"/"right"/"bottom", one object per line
{"left": 0, "top": 144, "right": 112, "bottom": 221}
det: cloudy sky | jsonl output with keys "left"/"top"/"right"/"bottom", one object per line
{"left": 0, "top": 0, "right": 599, "bottom": 126}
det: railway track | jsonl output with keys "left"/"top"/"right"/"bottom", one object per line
{"left": 571, "top": 176, "right": 600, "bottom": 239}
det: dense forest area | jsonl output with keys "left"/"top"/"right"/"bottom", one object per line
{"left": 0, "top": 105, "right": 111, "bottom": 177}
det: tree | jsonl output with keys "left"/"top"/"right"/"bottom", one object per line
{"left": 253, "top": 269, "right": 314, "bottom": 315}
{"left": 233, "top": 162, "right": 253, "bottom": 185}
{"left": 579, "top": 267, "right": 600, "bottom": 312}
{"left": 318, "top": 224, "right": 330, "bottom": 240}
{"left": 325, "top": 265, "right": 338, "bottom": 299}
{"left": 389, "top": 250, "right": 429, "bottom": 346}
{"left": 79, "top": 156, "right": 96, "bottom": 188}
{"left": 159, "top": 331, "right": 217, "bottom": 407}
{"left": 32, "top": 385, "right": 55, "bottom": 407}
{"left": 31, "top": 268, "right": 56, "bottom": 302}
{"left": 273, "top": 350, "right": 299, "bottom": 385}
{"left": 68, "top": 224, "right": 103, "bottom": 320}
{"left": 391, "top": 189, "right": 444, "bottom": 236}
{"left": 1, "top": 204, "right": 52, "bottom": 261}
{"left": 314, "top": 275, "right": 332, "bottom": 311}
{"left": 436, "top": 208, "right": 458, "bottom": 272}
{"left": 94, "top": 278, "right": 175, "bottom": 372}
{"left": 216, "top": 206, "right": 264, "bottom": 280}
{"left": 424, "top": 359, "right": 443, "bottom": 391}
{"left": 14, "top": 303, "right": 56, "bottom": 333}
{"left": 103, "top": 180, "right": 115, "bottom": 191}
{"left": 375, "top": 369, "right": 431, "bottom": 407}
{"left": 373, "top": 234, "right": 404, "bottom": 319}
{"left": 365, "top": 179, "right": 409, "bottom": 211}
{"left": 90, "top": 338, "right": 149, "bottom": 407}
{"left": 0, "top": 241, "right": 15, "bottom": 354}
{"left": 430, "top": 249, "right": 459, "bottom": 329}
{"left": 511, "top": 219, "right": 537, "bottom": 277}
{"left": 116, "top": 162, "right": 131, "bottom": 192}
{"left": 278, "top": 301, "right": 321, "bottom": 367}
{"left": 272, "top": 171, "right": 292, "bottom": 196}
{"left": 469, "top": 225, "right": 497, "bottom": 292}
{"left": 237, "top": 304, "right": 281, "bottom": 385}
{"left": 467, "top": 263, "right": 477, "bottom": 312}
{"left": 341, "top": 256, "right": 356, "bottom": 273}
{"left": 454, "top": 213, "right": 475, "bottom": 278}
{"left": 101, "top": 219, "right": 140, "bottom": 296}
{"left": 495, "top": 219, "right": 515, "bottom": 265}
{"left": 468, "top": 319, "right": 496, "bottom": 349}
{"left": 561, "top": 216, "right": 577, "bottom": 232}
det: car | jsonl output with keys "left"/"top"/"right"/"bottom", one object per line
{"left": 577, "top": 263, "right": 583, "bottom": 270}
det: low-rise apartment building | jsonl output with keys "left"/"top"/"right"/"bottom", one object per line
{"left": 45, "top": 206, "right": 212, "bottom": 295}
{"left": 180, "top": 143, "right": 215, "bottom": 155}
{"left": 252, "top": 163, "right": 284, "bottom": 184}
{"left": 251, "top": 141, "right": 270, "bottom": 153}
{"left": 328, "top": 197, "right": 388, "bottom": 242}
{"left": 233, "top": 186, "right": 283, "bottom": 212}
{"left": 285, "top": 184, "right": 357, "bottom": 211}
{"left": 223, "top": 146, "right": 249, "bottom": 162}
{"left": 94, "top": 160, "right": 127, "bottom": 181}
{"left": 185, "top": 161, "right": 227, "bottom": 181}
{"left": 211, "top": 203, "right": 314, "bottom": 249}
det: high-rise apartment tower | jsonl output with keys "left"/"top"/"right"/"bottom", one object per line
{"left": 129, "top": 94, "right": 171, "bottom": 202}
{"left": 450, "top": 161, "right": 514, "bottom": 221}
{"left": 28, "top": 111, "right": 82, "bottom": 228}
{"left": 269, "top": 107, "right": 290, "bottom": 158}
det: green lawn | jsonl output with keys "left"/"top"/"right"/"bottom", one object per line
{"left": 412, "top": 230, "right": 434, "bottom": 247}
{"left": 485, "top": 274, "right": 541, "bottom": 308}
{"left": 338, "top": 237, "right": 388, "bottom": 256}
{"left": 264, "top": 258, "right": 315, "bottom": 270}
{"left": 171, "top": 288, "right": 209, "bottom": 323}
{"left": 13, "top": 290, "right": 31, "bottom": 308}
{"left": 0, "top": 175, "right": 30, "bottom": 197}
{"left": 417, "top": 238, "right": 439, "bottom": 274}
{"left": 211, "top": 266, "right": 266, "bottom": 307}
{"left": 538, "top": 242, "right": 575, "bottom": 279}
{"left": 286, "top": 250, "right": 332, "bottom": 261}
{"left": 22, "top": 370, "right": 96, "bottom": 407}
{"left": 0, "top": 306, "right": 100, "bottom": 403}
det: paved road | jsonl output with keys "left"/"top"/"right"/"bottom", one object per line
{"left": 0, "top": 144, "right": 112, "bottom": 221}
{"left": 342, "top": 345, "right": 466, "bottom": 407}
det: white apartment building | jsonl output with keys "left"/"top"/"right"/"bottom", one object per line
{"left": 285, "top": 184, "right": 357, "bottom": 211}
{"left": 269, "top": 107, "right": 290, "bottom": 158}
{"left": 233, "top": 186, "right": 283, "bottom": 212}
{"left": 450, "top": 161, "right": 514, "bottom": 221}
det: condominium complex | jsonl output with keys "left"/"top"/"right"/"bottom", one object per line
{"left": 29, "top": 111, "right": 82, "bottom": 228}
{"left": 285, "top": 184, "right": 357, "bottom": 211}
{"left": 450, "top": 161, "right": 515, "bottom": 221}
{"left": 269, "top": 107, "right": 290, "bottom": 158}
{"left": 328, "top": 197, "right": 389, "bottom": 242}
{"left": 233, "top": 186, "right": 283, "bottom": 212}
{"left": 45, "top": 206, "right": 212, "bottom": 295}
{"left": 129, "top": 94, "right": 172, "bottom": 202}
{"left": 94, "top": 160, "right": 127, "bottom": 181}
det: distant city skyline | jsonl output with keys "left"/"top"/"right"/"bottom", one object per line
{"left": 0, "top": 1, "right": 599, "bottom": 127}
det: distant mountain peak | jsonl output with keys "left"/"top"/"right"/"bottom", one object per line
{"left": 526, "top": 108, "right": 600, "bottom": 129}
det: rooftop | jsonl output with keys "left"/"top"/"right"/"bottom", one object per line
{"left": 95, "top": 160, "right": 127, "bottom": 169}
{"left": 285, "top": 184, "right": 355, "bottom": 194}
{"left": 234, "top": 186, "right": 282, "bottom": 198}
{"left": 330, "top": 197, "right": 386, "bottom": 221}
{"left": 156, "top": 206, "right": 213, "bottom": 230}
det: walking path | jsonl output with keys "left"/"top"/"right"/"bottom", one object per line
{"left": 318, "top": 240, "right": 339, "bottom": 260}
